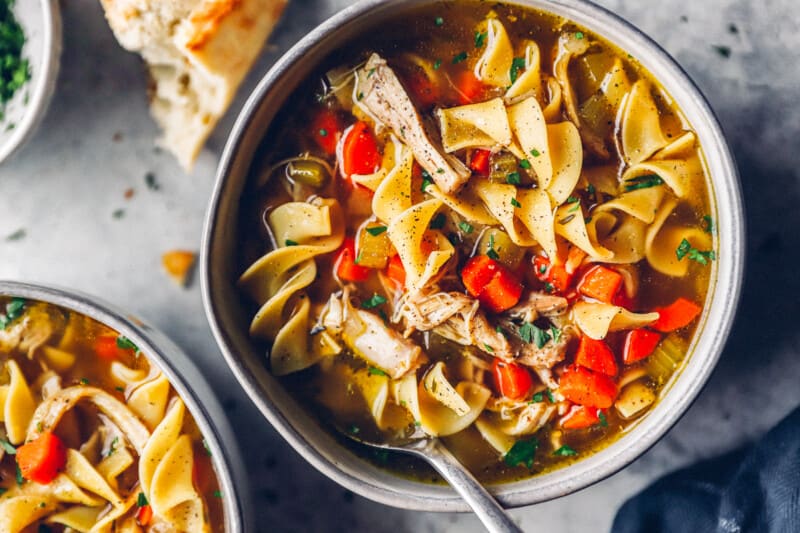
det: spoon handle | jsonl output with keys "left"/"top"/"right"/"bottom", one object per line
{"left": 424, "top": 439, "right": 523, "bottom": 533}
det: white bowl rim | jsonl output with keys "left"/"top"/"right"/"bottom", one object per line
{"left": 201, "top": 0, "right": 745, "bottom": 512}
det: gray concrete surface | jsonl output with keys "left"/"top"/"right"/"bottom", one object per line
{"left": 1, "top": 0, "right": 798, "bottom": 531}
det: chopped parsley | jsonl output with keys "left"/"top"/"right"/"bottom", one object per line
{"left": 115, "top": 386, "right": 125, "bottom": 392}
{"left": 368, "top": 367, "right": 388, "bottom": 377}
{"left": 510, "top": 198, "right": 522, "bottom": 208}
{"left": 598, "top": 411, "right": 609, "bottom": 427}
{"left": 519, "top": 159, "right": 532, "bottom": 169}
{"left": 349, "top": 425, "right": 360, "bottom": 434}
{"left": 105, "top": 437, "right": 119, "bottom": 457}
{"left": 532, "top": 388, "right": 554, "bottom": 403}
{"left": 354, "top": 250, "right": 364, "bottom": 264}
{"left": 361, "top": 293, "right": 387, "bottom": 309}
{"left": 284, "top": 239, "right": 298, "bottom": 246}
{"left": 145, "top": 172, "right": 161, "bottom": 191}
{"left": 553, "top": 445, "right": 578, "bottom": 457}
{"left": 545, "top": 388, "right": 555, "bottom": 403}
{"left": 137, "top": 492, "right": 148, "bottom": 507}
{"left": 703, "top": 215, "right": 715, "bottom": 234}
{"left": 80, "top": 378, "right": 89, "bottom": 385}
{"left": 458, "top": 221, "right": 473, "bottom": 234}
{"left": 483, "top": 343, "right": 494, "bottom": 353}
{"left": 434, "top": 16, "right": 444, "bottom": 26}
{"left": 506, "top": 171, "right": 521, "bottom": 185}
{"left": 0, "top": 297, "right": 25, "bottom": 330}
{"left": 421, "top": 171, "right": 433, "bottom": 192}
{"left": 0, "top": 439, "right": 16, "bottom": 455}
{"left": 366, "top": 225, "right": 387, "bottom": 236}
{"left": 676, "top": 238, "right": 716, "bottom": 265}
{"left": 575, "top": 31, "right": 585, "bottom": 40}
{"left": 0, "top": 488, "right": 6, "bottom": 496}
{"left": 318, "top": 128, "right": 328, "bottom": 137}
{"left": 518, "top": 322, "right": 551, "bottom": 348}
{"left": 504, "top": 437, "right": 539, "bottom": 468}
{"left": 203, "top": 439, "right": 213, "bottom": 457}
{"left": 433, "top": 59, "right": 442, "bottom": 70}
{"left": 530, "top": 148, "right": 541, "bottom": 157}
{"left": 429, "top": 213, "right": 447, "bottom": 230}
{"left": 15, "top": 464, "right": 23, "bottom": 485}
{"left": 116, "top": 336, "right": 139, "bottom": 354}
{"left": 509, "top": 57, "right": 526, "bottom": 84}
{"left": 624, "top": 174, "right": 664, "bottom": 191}
{"left": 213, "top": 490, "right": 223, "bottom": 498}
{"left": 474, "top": 31, "right": 487, "bottom": 48}
{"left": 551, "top": 325, "right": 562, "bottom": 344}
{"left": 486, "top": 234, "right": 500, "bottom": 260}
{"left": 452, "top": 52, "right": 468, "bottom": 64}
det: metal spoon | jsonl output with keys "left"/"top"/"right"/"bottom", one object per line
{"left": 341, "top": 429, "right": 523, "bottom": 533}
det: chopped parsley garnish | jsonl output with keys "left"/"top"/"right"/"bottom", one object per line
{"left": 509, "top": 57, "right": 526, "bottom": 84}
{"left": 483, "top": 343, "right": 494, "bottom": 353}
{"left": 80, "top": 378, "right": 89, "bottom": 385}
{"left": 105, "top": 437, "right": 119, "bottom": 457}
{"left": 504, "top": 437, "right": 539, "bottom": 468}
{"left": 213, "top": 490, "right": 223, "bottom": 498}
{"left": 474, "top": 31, "right": 487, "bottom": 48}
{"left": 115, "top": 386, "right": 125, "bottom": 392}
{"left": 366, "top": 225, "right": 387, "bottom": 236}
{"left": 703, "top": 215, "right": 715, "bottom": 234}
{"left": 429, "top": 213, "right": 447, "bottom": 230}
{"left": 116, "top": 336, "right": 139, "bottom": 353}
{"left": 433, "top": 59, "right": 442, "bottom": 70}
{"left": 284, "top": 239, "right": 298, "bottom": 246}
{"left": 545, "top": 389, "right": 555, "bottom": 403}
{"left": 486, "top": 234, "right": 500, "bottom": 260}
{"left": 676, "top": 238, "right": 716, "bottom": 265}
{"left": 544, "top": 282, "right": 555, "bottom": 293}
{"left": 575, "top": 31, "right": 585, "bottom": 40}
{"left": 368, "top": 367, "right": 388, "bottom": 377}
{"left": 598, "top": 411, "right": 609, "bottom": 427}
{"left": 530, "top": 148, "right": 541, "bottom": 157}
{"left": 434, "top": 16, "right": 444, "bottom": 26}
{"left": 354, "top": 250, "right": 364, "bottom": 264}
{"left": 349, "top": 425, "right": 360, "bottom": 434}
{"left": 551, "top": 325, "right": 562, "bottom": 344}
{"left": 361, "top": 293, "right": 387, "bottom": 309}
{"left": 0, "top": 488, "right": 6, "bottom": 496}
{"left": 531, "top": 391, "right": 544, "bottom": 403}
{"left": 436, "top": 168, "right": 445, "bottom": 174}
{"left": 15, "top": 464, "right": 23, "bottom": 485}
{"left": 511, "top": 198, "right": 522, "bottom": 208}
{"left": 452, "top": 52, "right": 468, "bottom": 64}
{"left": 506, "top": 171, "right": 521, "bottom": 185}
{"left": 0, "top": 297, "right": 25, "bottom": 330}
{"left": 0, "top": 439, "right": 16, "bottom": 455}
{"left": 137, "top": 492, "right": 148, "bottom": 507}
{"left": 624, "top": 174, "right": 664, "bottom": 191}
{"left": 518, "top": 322, "right": 551, "bottom": 348}
{"left": 318, "top": 128, "right": 328, "bottom": 137}
{"left": 553, "top": 445, "right": 578, "bottom": 457}
{"left": 531, "top": 388, "right": 554, "bottom": 403}
{"left": 519, "top": 159, "right": 532, "bottom": 169}
{"left": 458, "top": 221, "right": 474, "bottom": 234}
{"left": 203, "top": 439, "right": 213, "bottom": 457}
{"left": 421, "top": 171, "right": 433, "bottom": 192}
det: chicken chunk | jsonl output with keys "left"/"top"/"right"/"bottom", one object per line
{"left": 356, "top": 54, "right": 471, "bottom": 193}
{"left": 506, "top": 291, "right": 569, "bottom": 323}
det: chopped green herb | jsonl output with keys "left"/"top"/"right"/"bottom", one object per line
{"left": 575, "top": 31, "right": 585, "bottom": 40}
{"left": 703, "top": 215, "right": 715, "bottom": 234}
{"left": 203, "top": 439, "right": 213, "bottom": 457}
{"left": 434, "top": 16, "right": 444, "bottom": 26}
{"left": 349, "top": 425, "right": 360, "bottom": 434}
{"left": 506, "top": 171, "right": 521, "bottom": 185}
{"left": 36, "top": 422, "right": 43, "bottom": 433}
{"left": 511, "top": 198, "right": 522, "bottom": 208}
{"left": 553, "top": 445, "right": 578, "bottom": 457}
{"left": 676, "top": 238, "right": 716, "bottom": 265}
{"left": 116, "top": 336, "right": 139, "bottom": 353}
{"left": 519, "top": 322, "right": 551, "bottom": 346}
{"left": 433, "top": 59, "right": 442, "bottom": 70}
{"left": 366, "top": 225, "right": 387, "bottom": 236}
{"left": 504, "top": 437, "right": 539, "bottom": 468}
{"left": 357, "top": 92, "right": 364, "bottom": 101}
{"left": 0, "top": 297, "right": 25, "bottom": 330}
{"left": 105, "top": 437, "right": 119, "bottom": 457}
{"left": 458, "top": 221, "right": 474, "bottom": 234}
{"left": 414, "top": 420, "right": 422, "bottom": 427}
{"left": 436, "top": 168, "right": 445, "bottom": 174}
{"left": 354, "top": 250, "right": 364, "bottom": 264}
{"left": 483, "top": 343, "right": 494, "bottom": 353}
{"left": 368, "top": 367, "right": 388, "bottom": 377}
{"left": 531, "top": 391, "right": 544, "bottom": 403}
{"left": 318, "top": 128, "right": 328, "bottom": 137}
{"left": 0, "top": 440, "right": 16, "bottom": 455}
{"left": 519, "top": 159, "right": 532, "bottom": 169}
{"left": 421, "top": 171, "right": 433, "bottom": 192}
{"left": 544, "top": 282, "right": 555, "bottom": 293}
{"left": 112, "top": 208, "right": 125, "bottom": 219}
{"left": 474, "top": 31, "right": 487, "bottom": 48}
{"left": 624, "top": 174, "right": 664, "bottom": 191}
{"left": 361, "top": 294, "right": 388, "bottom": 309}
{"left": 486, "top": 234, "right": 500, "bottom": 260}
{"left": 145, "top": 172, "right": 160, "bottom": 191}
{"left": 137, "top": 492, "right": 148, "bottom": 507}
{"left": 452, "top": 52, "right": 468, "bottom": 64}
{"left": 284, "top": 239, "right": 298, "bottom": 246}
{"left": 367, "top": 68, "right": 376, "bottom": 78}
{"left": 115, "top": 386, "right": 125, "bottom": 392}
{"left": 429, "top": 213, "right": 447, "bottom": 230}
{"left": 509, "top": 57, "right": 526, "bottom": 84}
{"left": 587, "top": 183, "right": 596, "bottom": 195}
{"left": 80, "top": 378, "right": 89, "bottom": 385}
{"left": 545, "top": 388, "right": 555, "bottom": 403}
{"left": 530, "top": 148, "right": 541, "bottom": 157}
{"left": 213, "top": 490, "right": 223, "bottom": 498}
{"left": 0, "top": 487, "right": 6, "bottom": 496}
{"left": 15, "top": 464, "right": 23, "bottom": 485}
{"left": 550, "top": 325, "right": 562, "bottom": 344}
{"left": 567, "top": 195, "right": 579, "bottom": 203}
{"left": 598, "top": 411, "right": 609, "bottom": 427}
{"left": 539, "top": 264, "right": 547, "bottom": 274}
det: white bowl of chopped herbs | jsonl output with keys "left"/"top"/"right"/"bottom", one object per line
{"left": 0, "top": 0, "right": 60, "bottom": 163}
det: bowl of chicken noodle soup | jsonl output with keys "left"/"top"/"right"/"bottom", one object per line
{"left": 0, "top": 282, "right": 250, "bottom": 532}
{"left": 202, "top": 0, "right": 744, "bottom": 511}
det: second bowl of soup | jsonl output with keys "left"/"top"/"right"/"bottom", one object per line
{"left": 203, "top": 0, "right": 744, "bottom": 511}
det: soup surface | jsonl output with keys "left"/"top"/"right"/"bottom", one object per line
{"left": 239, "top": 2, "right": 716, "bottom": 483}
{"left": 0, "top": 297, "right": 223, "bottom": 532}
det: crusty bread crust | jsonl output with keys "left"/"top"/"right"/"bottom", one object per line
{"left": 100, "top": 0, "right": 287, "bottom": 169}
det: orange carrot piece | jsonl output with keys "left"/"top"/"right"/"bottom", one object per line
{"left": 16, "top": 432, "right": 67, "bottom": 484}
{"left": 558, "top": 365, "right": 618, "bottom": 409}
{"left": 560, "top": 405, "right": 604, "bottom": 430}
{"left": 652, "top": 297, "right": 702, "bottom": 332}
{"left": 623, "top": 329, "right": 662, "bottom": 364}
{"left": 341, "top": 121, "right": 381, "bottom": 177}
{"left": 578, "top": 265, "right": 624, "bottom": 303}
{"left": 574, "top": 336, "right": 619, "bottom": 376}
{"left": 492, "top": 359, "right": 534, "bottom": 400}
{"left": 334, "top": 237, "right": 370, "bottom": 282}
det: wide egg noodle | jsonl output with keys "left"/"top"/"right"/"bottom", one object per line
{"left": 554, "top": 203, "right": 613, "bottom": 260}
{"left": 350, "top": 367, "right": 392, "bottom": 430}
{"left": 3, "top": 359, "right": 36, "bottom": 444}
{"left": 620, "top": 79, "right": 671, "bottom": 165}
{"left": 507, "top": 97, "right": 553, "bottom": 186}
{"left": 516, "top": 188, "right": 558, "bottom": 259}
{"left": 473, "top": 16, "right": 514, "bottom": 87}
{"left": 589, "top": 212, "right": 648, "bottom": 264}
{"left": 387, "top": 198, "right": 454, "bottom": 293}
{"left": 545, "top": 121, "right": 584, "bottom": 205}
{"left": 150, "top": 434, "right": 209, "bottom": 532}
{"left": 47, "top": 506, "right": 103, "bottom": 532}
{"left": 474, "top": 415, "right": 517, "bottom": 454}
{"left": 496, "top": 402, "right": 557, "bottom": 436}
{"left": 427, "top": 183, "right": 497, "bottom": 225}
{"left": 40, "top": 345, "right": 76, "bottom": 373}
{"left": 372, "top": 142, "right": 414, "bottom": 223}
{"left": 541, "top": 77, "right": 563, "bottom": 123}
{"left": 418, "top": 380, "right": 490, "bottom": 437}
{"left": 594, "top": 186, "right": 666, "bottom": 224}
{"left": 127, "top": 372, "right": 170, "bottom": 431}
{"left": 0, "top": 495, "right": 56, "bottom": 533}
{"left": 64, "top": 448, "right": 124, "bottom": 508}
{"left": 473, "top": 181, "right": 537, "bottom": 246}
{"left": 422, "top": 361, "right": 471, "bottom": 416}
{"left": 96, "top": 445, "right": 134, "bottom": 490}
{"left": 505, "top": 40, "right": 543, "bottom": 102}
{"left": 622, "top": 158, "right": 702, "bottom": 201}
{"left": 139, "top": 398, "right": 184, "bottom": 499}
{"left": 437, "top": 97, "right": 516, "bottom": 153}
{"left": 572, "top": 301, "right": 659, "bottom": 340}
{"left": 645, "top": 197, "right": 713, "bottom": 277}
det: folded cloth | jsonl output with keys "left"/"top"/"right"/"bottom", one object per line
{"left": 612, "top": 407, "right": 800, "bottom": 533}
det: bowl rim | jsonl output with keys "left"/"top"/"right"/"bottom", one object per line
{"left": 0, "top": 281, "right": 252, "bottom": 532}
{"left": 0, "top": 0, "right": 62, "bottom": 164}
{"left": 201, "top": 0, "right": 745, "bottom": 512}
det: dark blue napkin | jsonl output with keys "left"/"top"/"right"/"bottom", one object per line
{"left": 612, "top": 407, "right": 800, "bottom": 533}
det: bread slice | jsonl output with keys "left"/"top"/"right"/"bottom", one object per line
{"left": 99, "top": 0, "right": 287, "bottom": 169}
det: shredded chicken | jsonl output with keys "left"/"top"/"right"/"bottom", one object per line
{"left": 356, "top": 53, "right": 471, "bottom": 193}
{"left": 506, "top": 291, "right": 569, "bottom": 323}
{"left": 485, "top": 397, "right": 558, "bottom": 436}
{"left": 517, "top": 327, "right": 575, "bottom": 388}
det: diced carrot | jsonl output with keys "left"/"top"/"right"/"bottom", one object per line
{"left": 341, "top": 121, "right": 381, "bottom": 177}
{"left": 574, "top": 336, "right": 619, "bottom": 376}
{"left": 479, "top": 268, "right": 523, "bottom": 313}
{"left": 461, "top": 256, "right": 501, "bottom": 298}
{"left": 94, "top": 335, "right": 122, "bottom": 361}
{"left": 455, "top": 70, "right": 485, "bottom": 104}
{"left": 469, "top": 149, "right": 491, "bottom": 175}
{"left": 651, "top": 297, "right": 702, "bottom": 332}
{"left": 136, "top": 504, "right": 153, "bottom": 527}
{"left": 558, "top": 365, "right": 618, "bottom": 409}
{"left": 560, "top": 405, "right": 604, "bottom": 430}
{"left": 385, "top": 254, "right": 406, "bottom": 290}
{"left": 533, "top": 255, "right": 573, "bottom": 293}
{"left": 492, "top": 359, "right": 533, "bottom": 400}
{"left": 623, "top": 329, "right": 662, "bottom": 364}
{"left": 565, "top": 247, "right": 587, "bottom": 274}
{"left": 16, "top": 432, "right": 67, "bottom": 484}
{"left": 334, "top": 237, "right": 370, "bottom": 282}
{"left": 578, "top": 265, "right": 624, "bottom": 303}
{"left": 311, "top": 109, "right": 340, "bottom": 155}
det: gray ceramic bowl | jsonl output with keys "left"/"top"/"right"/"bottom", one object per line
{"left": 0, "top": 0, "right": 62, "bottom": 164}
{"left": 0, "top": 281, "right": 252, "bottom": 532}
{"left": 201, "top": 0, "right": 745, "bottom": 512}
